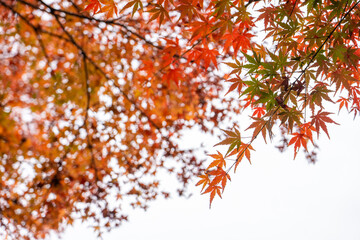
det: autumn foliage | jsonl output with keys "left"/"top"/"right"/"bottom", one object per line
{"left": 1, "top": 0, "right": 360, "bottom": 238}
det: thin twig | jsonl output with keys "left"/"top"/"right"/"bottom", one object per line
{"left": 295, "top": 0, "right": 360, "bottom": 84}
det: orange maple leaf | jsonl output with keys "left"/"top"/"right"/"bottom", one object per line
{"left": 288, "top": 123, "right": 316, "bottom": 159}
{"left": 207, "top": 151, "right": 226, "bottom": 169}
{"left": 84, "top": 0, "right": 102, "bottom": 14}
{"left": 100, "top": 0, "right": 118, "bottom": 18}
{"left": 202, "top": 184, "right": 222, "bottom": 208}
{"left": 196, "top": 174, "right": 210, "bottom": 192}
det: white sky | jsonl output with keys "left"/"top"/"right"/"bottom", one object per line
{"left": 52, "top": 108, "right": 360, "bottom": 240}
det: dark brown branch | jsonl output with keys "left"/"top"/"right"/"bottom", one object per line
{"left": 17, "top": 0, "right": 164, "bottom": 50}
{"left": 82, "top": 54, "right": 99, "bottom": 182}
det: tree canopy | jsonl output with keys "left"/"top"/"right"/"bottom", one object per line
{"left": 1, "top": 0, "right": 360, "bottom": 239}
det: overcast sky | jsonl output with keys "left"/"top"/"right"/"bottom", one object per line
{"left": 52, "top": 108, "right": 360, "bottom": 240}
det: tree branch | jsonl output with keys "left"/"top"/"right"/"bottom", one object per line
{"left": 295, "top": 0, "right": 360, "bottom": 84}
{"left": 82, "top": 54, "right": 99, "bottom": 182}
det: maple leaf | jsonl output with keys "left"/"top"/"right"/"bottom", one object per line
{"left": 300, "top": 122, "right": 316, "bottom": 145}
{"left": 337, "top": 97, "right": 349, "bottom": 113}
{"left": 309, "top": 83, "right": 334, "bottom": 109}
{"left": 99, "top": 0, "right": 118, "bottom": 18}
{"left": 196, "top": 174, "right": 210, "bottom": 192}
{"left": 188, "top": 15, "right": 216, "bottom": 43}
{"left": 161, "top": 38, "right": 181, "bottom": 66}
{"left": 121, "top": 0, "right": 143, "bottom": 16}
{"left": 148, "top": 4, "right": 171, "bottom": 26}
{"left": 207, "top": 151, "right": 226, "bottom": 169}
{"left": 310, "top": 111, "right": 339, "bottom": 138}
{"left": 257, "top": 5, "right": 278, "bottom": 30}
{"left": 278, "top": 108, "right": 303, "bottom": 133}
{"left": 186, "top": 47, "right": 202, "bottom": 65}
{"left": 162, "top": 67, "right": 182, "bottom": 86}
{"left": 246, "top": 117, "right": 269, "bottom": 142}
{"left": 330, "top": 68, "right": 358, "bottom": 93}
{"left": 207, "top": 167, "right": 230, "bottom": 188}
{"left": 214, "top": 128, "right": 241, "bottom": 157}
{"left": 84, "top": 0, "right": 102, "bottom": 14}
{"left": 201, "top": 167, "right": 231, "bottom": 207}
{"left": 224, "top": 75, "right": 244, "bottom": 96}
{"left": 212, "top": 0, "right": 231, "bottom": 19}
{"left": 222, "top": 27, "right": 254, "bottom": 56}
{"left": 228, "top": 143, "right": 254, "bottom": 172}
{"left": 175, "top": 0, "right": 201, "bottom": 21}
{"left": 202, "top": 184, "right": 222, "bottom": 208}
{"left": 288, "top": 123, "right": 315, "bottom": 159}
{"left": 288, "top": 132, "right": 306, "bottom": 158}
{"left": 252, "top": 106, "right": 266, "bottom": 118}
{"left": 224, "top": 58, "right": 243, "bottom": 75}
{"left": 288, "top": 132, "right": 307, "bottom": 158}
{"left": 199, "top": 47, "right": 219, "bottom": 69}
